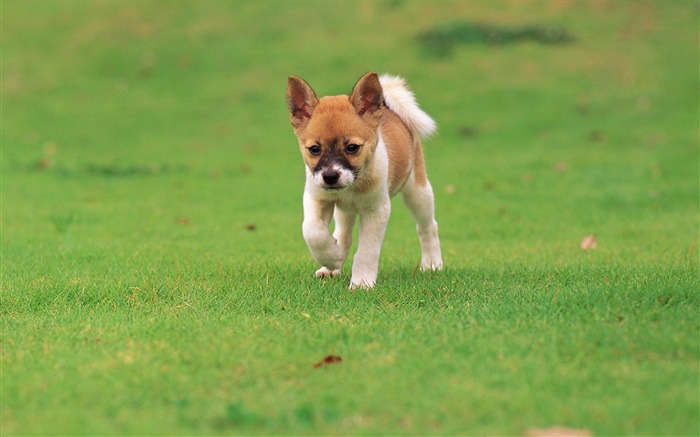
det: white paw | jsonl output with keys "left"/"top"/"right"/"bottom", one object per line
{"left": 349, "top": 270, "right": 377, "bottom": 290}
{"left": 349, "top": 263, "right": 378, "bottom": 290}
{"left": 314, "top": 243, "right": 345, "bottom": 271}
{"left": 420, "top": 258, "right": 443, "bottom": 271}
{"left": 315, "top": 266, "right": 341, "bottom": 278}
{"left": 349, "top": 279, "right": 375, "bottom": 290}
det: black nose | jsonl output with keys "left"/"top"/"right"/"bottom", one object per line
{"left": 322, "top": 171, "right": 340, "bottom": 185}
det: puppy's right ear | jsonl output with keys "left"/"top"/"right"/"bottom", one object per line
{"left": 287, "top": 76, "right": 319, "bottom": 130}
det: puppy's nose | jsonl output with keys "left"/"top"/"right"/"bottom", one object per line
{"left": 322, "top": 171, "right": 340, "bottom": 185}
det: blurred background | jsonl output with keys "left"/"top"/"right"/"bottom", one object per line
{"left": 3, "top": 0, "right": 698, "bottom": 267}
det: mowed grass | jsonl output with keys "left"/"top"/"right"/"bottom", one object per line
{"left": 2, "top": 1, "right": 698, "bottom": 435}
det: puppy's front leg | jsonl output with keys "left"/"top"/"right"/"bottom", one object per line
{"left": 350, "top": 199, "right": 391, "bottom": 289}
{"left": 302, "top": 193, "right": 344, "bottom": 276}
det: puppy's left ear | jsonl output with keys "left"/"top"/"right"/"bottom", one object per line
{"left": 287, "top": 76, "right": 319, "bottom": 130}
{"left": 349, "top": 72, "right": 384, "bottom": 118}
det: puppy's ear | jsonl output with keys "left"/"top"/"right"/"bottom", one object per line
{"left": 349, "top": 72, "right": 384, "bottom": 118}
{"left": 287, "top": 76, "right": 319, "bottom": 129}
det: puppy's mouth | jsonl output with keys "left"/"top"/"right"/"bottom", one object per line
{"left": 323, "top": 185, "right": 345, "bottom": 191}
{"left": 320, "top": 181, "right": 349, "bottom": 191}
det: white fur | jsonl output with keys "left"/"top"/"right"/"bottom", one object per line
{"left": 379, "top": 74, "right": 436, "bottom": 139}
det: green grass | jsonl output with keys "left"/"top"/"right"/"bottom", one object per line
{"left": 2, "top": 1, "right": 698, "bottom": 435}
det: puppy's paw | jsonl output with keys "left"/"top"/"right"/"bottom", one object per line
{"left": 315, "top": 266, "right": 341, "bottom": 278}
{"left": 349, "top": 279, "right": 375, "bottom": 290}
{"left": 420, "top": 259, "right": 444, "bottom": 272}
{"left": 349, "top": 264, "right": 378, "bottom": 290}
{"left": 311, "top": 242, "right": 345, "bottom": 271}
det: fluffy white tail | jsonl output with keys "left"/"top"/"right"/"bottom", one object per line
{"left": 379, "top": 74, "right": 436, "bottom": 139}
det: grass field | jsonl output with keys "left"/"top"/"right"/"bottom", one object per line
{"left": 2, "top": 1, "right": 699, "bottom": 435}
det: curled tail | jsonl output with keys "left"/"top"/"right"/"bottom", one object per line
{"left": 379, "top": 74, "right": 436, "bottom": 139}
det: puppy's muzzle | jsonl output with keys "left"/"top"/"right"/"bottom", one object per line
{"left": 313, "top": 164, "right": 354, "bottom": 190}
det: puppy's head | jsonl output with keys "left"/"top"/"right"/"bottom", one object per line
{"left": 286, "top": 72, "right": 384, "bottom": 191}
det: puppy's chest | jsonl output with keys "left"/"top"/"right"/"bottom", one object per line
{"left": 313, "top": 187, "right": 386, "bottom": 213}
{"left": 335, "top": 193, "right": 382, "bottom": 213}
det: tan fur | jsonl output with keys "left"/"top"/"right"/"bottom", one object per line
{"left": 380, "top": 108, "right": 415, "bottom": 195}
{"left": 412, "top": 141, "right": 428, "bottom": 187}
{"left": 298, "top": 96, "right": 378, "bottom": 145}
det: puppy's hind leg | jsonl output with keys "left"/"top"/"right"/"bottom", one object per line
{"left": 402, "top": 177, "right": 443, "bottom": 271}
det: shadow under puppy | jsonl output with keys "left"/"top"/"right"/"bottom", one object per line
{"left": 286, "top": 72, "right": 443, "bottom": 289}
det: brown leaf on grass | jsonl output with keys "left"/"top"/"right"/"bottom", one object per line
{"left": 657, "top": 295, "right": 673, "bottom": 305}
{"left": 177, "top": 217, "right": 191, "bottom": 225}
{"left": 312, "top": 355, "right": 342, "bottom": 369}
{"left": 37, "top": 142, "right": 58, "bottom": 170}
{"left": 38, "top": 157, "right": 54, "bottom": 170}
{"left": 580, "top": 234, "right": 597, "bottom": 250}
{"left": 526, "top": 426, "right": 593, "bottom": 437}
{"left": 553, "top": 161, "right": 569, "bottom": 172}
{"left": 587, "top": 130, "right": 607, "bottom": 144}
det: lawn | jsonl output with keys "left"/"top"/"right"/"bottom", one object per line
{"left": 2, "top": 1, "right": 698, "bottom": 435}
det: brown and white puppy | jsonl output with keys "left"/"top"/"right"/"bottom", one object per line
{"left": 286, "top": 72, "right": 442, "bottom": 289}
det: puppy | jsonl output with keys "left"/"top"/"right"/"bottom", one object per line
{"left": 286, "top": 72, "right": 442, "bottom": 289}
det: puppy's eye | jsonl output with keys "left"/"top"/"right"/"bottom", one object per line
{"left": 346, "top": 144, "right": 361, "bottom": 154}
{"left": 308, "top": 145, "right": 321, "bottom": 156}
